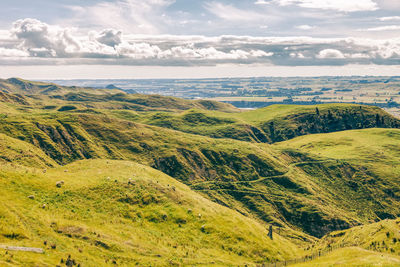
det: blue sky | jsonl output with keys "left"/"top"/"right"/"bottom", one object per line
{"left": 0, "top": 0, "right": 400, "bottom": 78}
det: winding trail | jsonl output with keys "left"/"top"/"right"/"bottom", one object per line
{"left": 190, "top": 159, "right": 340, "bottom": 190}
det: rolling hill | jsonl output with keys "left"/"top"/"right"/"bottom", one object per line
{"left": 1, "top": 78, "right": 400, "bottom": 265}
{"left": 0, "top": 158, "right": 300, "bottom": 266}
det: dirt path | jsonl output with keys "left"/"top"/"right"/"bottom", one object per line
{"left": 0, "top": 245, "right": 44, "bottom": 253}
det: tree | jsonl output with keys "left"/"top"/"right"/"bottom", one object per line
{"left": 376, "top": 114, "right": 380, "bottom": 126}
{"left": 268, "top": 225, "right": 273, "bottom": 240}
{"left": 315, "top": 107, "right": 320, "bottom": 116}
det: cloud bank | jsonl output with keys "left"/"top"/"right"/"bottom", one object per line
{"left": 1, "top": 18, "right": 400, "bottom": 66}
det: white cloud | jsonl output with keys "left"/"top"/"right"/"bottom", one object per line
{"left": 251, "top": 50, "right": 274, "bottom": 57}
{"left": 2, "top": 18, "right": 400, "bottom": 66}
{"left": 255, "top": 0, "right": 271, "bottom": 4}
{"left": 347, "top": 53, "right": 370, "bottom": 59}
{"left": 95, "top": 29, "right": 122, "bottom": 47}
{"left": 362, "top": 25, "right": 400, "bottom": 31}
{"left": 64, "top": 0, "right": 175, "bottom": 34}
{"left": 274, "top": 0, "right": 378, "bottom": 12}
{"left": 12, "top": 18, "right": 81, "bottom": 57}
{"left": 0, "top": 48, "right": 29, "bottom": 57}
{"left": 290, "top": 52, "right": 306, "bottom": 58}
{"left": 377, "top": 0, "right": 400, "bottom": 10}
{"left": 3, "top": 19, "right": 273, "bottom": 63}
{"left": 379, "top": 16, "right": 400, "bottom": 21}
{"left": 117, "top": 42, "right": 162, "bottom": 59}
{"left": 205, "top": 2, "right": 266, "bottom": 21}
{"left": 295, "top": 25, "right": 314, "bottom": 30}
{"left": 317, "top": 49, "right": 345, "bottom": 59}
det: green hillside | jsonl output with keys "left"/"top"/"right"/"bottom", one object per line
{"left": 319, "top": 218, "right": 400, "bottom": 254}
{"left": 0, "top": 106, "right": 389, "bottom": 239}
{"left": 2, "top": 78, "right": 400, "bottom": 265}
{"left": 0, "top": 159, "right": 300, "bottom": 266}
{"left": 291, "top": 247, "right": 400, "bottom": 267}
{"left": 275, "top": 128, "right": 400, "bottom": 209}
{"left": 288, "top": 218, "right": 400, "bottom": 266}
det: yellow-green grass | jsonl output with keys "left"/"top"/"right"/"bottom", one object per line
{"left": 274, "top": 128, "right": 400, "bottom": 180}
{"left": 0, "top": 133, "right": 57, "bottom": 168}
{"left": 234, "top": 103, "right": 367, "bottom": 123}
{"left": 318, "top": 218, "right": 400, "bottom": 254}
{"left": 0, "top": 159, "right": 299, "bottom": 266}
{"left": 291, "top": 247, "right": 400, "bottom": 267}
{"left": 132, "top": 103, "right": 370, "bottom": 126}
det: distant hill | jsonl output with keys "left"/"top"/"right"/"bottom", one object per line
{"left": 132, "top": 104, "right": 400, "bottom": 143}
{"left": 0, "top": 78, "right": 123, "bottom": 95}
{"left": 105, "top": 84, "right": 122, "bottom": 90}
{"left": 105, "top": 84, "right": 140, "bottom": 94}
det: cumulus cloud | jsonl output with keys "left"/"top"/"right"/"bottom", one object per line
{"left": 295, "top": 25, "right": 314, "bottom": 30}
{"left": 317, "top": 49, "right": 345, "bottom": 59}
{"left": 12, "top": 18, "right": 81, "bottom": 57}
{"left": 273, "top": 0, "right": 378, "bottom": 12}
{"left": 1, "top": 18, "right": 400, "bottom": 66}
{"left": 95, "top": 29, "right": 122, "bottom": 47}
{"left": 3, "top": 18, "right": 272, "bottom": 64}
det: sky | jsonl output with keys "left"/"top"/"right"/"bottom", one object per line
{"left": 0, "top": 0, "right": 400, "bottom": 78}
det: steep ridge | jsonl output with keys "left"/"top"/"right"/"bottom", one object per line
{"left": 0, "top": 91, "right": 29, "bottom": 105}
{"left": 0, "top": 133, "right": 57, "bottom": 167}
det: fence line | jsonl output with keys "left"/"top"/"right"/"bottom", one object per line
{"left": 259, "top": 243, "right": 348, "bottom": 267}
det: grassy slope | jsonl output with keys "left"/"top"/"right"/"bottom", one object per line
{"left": 319, "top": 218, "right": 400, "bottom": 254}
{"left": 275, "top": 128, "right": 400, "bottom": 201}
{"left": 0, "top": 159, "right": 300, "bottom": 266}
{"left": 0, "top": 133, "right": 57, "bottom": 168}
{"left": 291, "top": 247, "right": 400, "bottom": 267}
